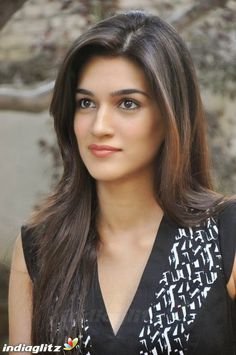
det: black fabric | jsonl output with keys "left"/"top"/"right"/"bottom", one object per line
{"left": 21, "top": 224, "right": 38, "bottom": 282}
{"left": 21, "top": 205, "right": 236, "bottom": 354}
{"left": 218, "top": 201, "right": 236, "bottom": 283}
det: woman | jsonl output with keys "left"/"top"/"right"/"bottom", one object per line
{"left": 9, "top": 10, "right": 236, "bottom": 355}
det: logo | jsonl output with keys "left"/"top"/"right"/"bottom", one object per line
{"left": 63, "top": 337, "right": 79, "bottom": 351}
{"left": 2, "top": 335, "right": 82, "bottom": 353}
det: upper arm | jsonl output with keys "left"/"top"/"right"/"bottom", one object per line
{"left": 233, "top": 254, "right": 236, "bottom": 297}
{"left": 8, "top": 232, "right": 33, "bottom": 351}
{"left": 227, "top": 253, "right": 236, "bottom": 300}
{"left": 218, "top": 201, "right": 236, "bottom": 301}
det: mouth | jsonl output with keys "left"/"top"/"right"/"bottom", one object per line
{"left": 88, "top": 144, "right": 121, "bottom": 158}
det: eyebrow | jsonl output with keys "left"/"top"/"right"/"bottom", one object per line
{"left": 76, "top": 87, "right": 151, "bottom": 98}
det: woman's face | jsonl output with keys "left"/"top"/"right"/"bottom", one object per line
{"left": 74, "top": 55, "right": 165, "bottom": 182}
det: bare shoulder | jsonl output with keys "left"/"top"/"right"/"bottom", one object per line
{"left": 9, "top": 233, "right": 33, "bottom": 348}
{"left": 227, "top": 254, "right": 236, "bottom": 301}
{"left": 220, "top": 199, "right": 236, "bottom": 300}
{"left": 11, "top": 232, "right": 30, "bottom": 278}
{"left": 233, "top": 254, "right": 236, "bottom": 298}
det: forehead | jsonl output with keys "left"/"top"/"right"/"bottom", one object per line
{"left": 77, "top": 55, "right": 152, "bottom": 92}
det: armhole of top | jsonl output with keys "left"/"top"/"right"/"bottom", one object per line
{"left": 218, "top": 201, "right": 236, "bottom": 284}
{"left": 21, "top": 224, "right": 35, "bottom": 282}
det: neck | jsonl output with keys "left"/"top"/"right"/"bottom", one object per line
{"left": 96, "top": 172, "right": 163, "bottom": 241}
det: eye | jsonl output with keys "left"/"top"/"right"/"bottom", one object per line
{"left": 76, "top": 98, "right": 96, "bottom": 109}
{"left": 119, "top": 99, "right": 139, "bottom": 110}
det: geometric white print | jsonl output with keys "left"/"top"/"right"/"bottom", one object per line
{"left": 138, "top": 216, "right": 222, "bottom": 354}
{"left": 79, "top": 317, "right": 93, "bottom": 355}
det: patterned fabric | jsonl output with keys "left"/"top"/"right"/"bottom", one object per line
{"left": 21, "top": 203, "right": 236, "bottom": 355}
{"left": 138, "top": 217, "right": 222, "bottom": 355}
{"left": 80, "top": 318, "right": 92, "bottom": 355}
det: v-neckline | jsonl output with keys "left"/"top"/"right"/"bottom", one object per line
{"left": 95, "top": 213, "right": 168, "bottom": 338}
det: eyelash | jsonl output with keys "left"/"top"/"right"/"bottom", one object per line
{"left": 76, "top": 98, "right": 140, "bottom": 110}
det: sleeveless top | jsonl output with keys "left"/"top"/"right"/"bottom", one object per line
{"left": 21, "top": 202, "right": 236, "bottom": 355}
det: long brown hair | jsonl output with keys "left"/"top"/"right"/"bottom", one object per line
{"left": 24, "top": 10, "right": 235, "bottom": 351}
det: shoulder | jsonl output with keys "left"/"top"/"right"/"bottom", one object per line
{"left": 217, "top": 200, "right": 236, "bottom": 248}
{"left": 13, "top": 225, "right": 38, "bottom": 282}
{"left": 9, "top": 234, "right": 33, "bottom": 347}
{"left": 218, "top": 199, "right": 236, "bottom": 220}
{"left": 11, "top": 232, "right": 31, "bottom": 278}
{"left": 217, "top": 200, "right": 236, "bottom": 300}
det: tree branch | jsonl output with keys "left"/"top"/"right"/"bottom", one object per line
{"left": 0, "top": 0, "right": 230, "bottom": 112}
{"left": 0, "top": 81, "right": 54, "bottom": 112}
{"left": 0, "top": 0, "right": 28, "bottom": 31}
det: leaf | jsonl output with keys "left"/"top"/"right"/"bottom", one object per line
{"left": 63, "top": 343, "right": 71, "bottom": 349}
{"left": 72, "top": 338, "right": 79, "bottom": 347}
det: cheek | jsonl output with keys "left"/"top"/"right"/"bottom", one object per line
{"left": 73, "top": 116, "right": 89, "bottom": 141}
{"left": 122, "top": 118, "right": 164, "bottom": 148}
{"left": 148, "top": 115, "right": 166, "bottom": 147}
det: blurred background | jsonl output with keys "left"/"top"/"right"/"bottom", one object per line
{"left": 0, "top": 0, "right": 236, "bottom": 348}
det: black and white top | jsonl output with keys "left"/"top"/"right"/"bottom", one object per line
{"left": 21, "top": 202, "right": 236, "bottom": 355}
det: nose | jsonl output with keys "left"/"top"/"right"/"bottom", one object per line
{"left": 91, "top": 104, "right": 114, "bottom": 137}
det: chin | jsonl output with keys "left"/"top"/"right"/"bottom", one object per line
{"left": 85, "top": 166, "right": 125, "bottom": 182}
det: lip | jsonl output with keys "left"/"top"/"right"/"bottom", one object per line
{"left": 88, "top": 144, "right": 121, "bottom": 158}
{"left": 88, "top": 144, "right": 121, "bottom": 151}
